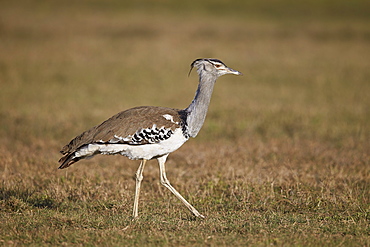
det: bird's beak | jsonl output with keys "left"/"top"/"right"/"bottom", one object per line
{"left": 227, "top": 67, "right": 243, "bottom": 76}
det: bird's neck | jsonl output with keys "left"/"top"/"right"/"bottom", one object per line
{"left": 185, "top": 71, "right": 218, "bottom": 138}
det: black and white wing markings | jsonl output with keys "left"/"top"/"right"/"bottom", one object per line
{"left": 131, "top": 125, "right": 174, "bottom": 144}
{"left": 104, "top": 125, "right": 175, "bottom": 145}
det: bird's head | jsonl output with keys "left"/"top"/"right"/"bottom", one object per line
{"left": 189, "top": 58, "right": 242, "bottom": 77}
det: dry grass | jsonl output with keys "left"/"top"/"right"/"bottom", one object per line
{"left": 1, "top": 0, "right": 369, "bottom": 246}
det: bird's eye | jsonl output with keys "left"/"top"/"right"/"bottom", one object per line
{"left": 214, "top": 64, "right": 222, "bottom": 68}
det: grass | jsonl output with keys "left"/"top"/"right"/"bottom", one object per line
{"left": 0, "top": 0, "right": 369, "bottom": 246}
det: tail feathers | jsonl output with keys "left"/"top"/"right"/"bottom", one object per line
{"left": 58, "top": 153, "right": 79, "bottom": 169}
{"left": 59, "top": 143, "right": 101, "bottom": 169}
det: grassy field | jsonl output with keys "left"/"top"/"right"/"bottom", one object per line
{"left": 1, "top": 0, "right": 369, "bottom": 246}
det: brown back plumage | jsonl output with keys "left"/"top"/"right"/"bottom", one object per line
{"left": 59, "top": 106, "right": 184, "bottom": 168}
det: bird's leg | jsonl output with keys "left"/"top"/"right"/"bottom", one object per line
{"left": 157, "top": 155, "right": 205, "bottom": 218}
{"left": 133, "top": 159, "right": 147, "bottom": 218}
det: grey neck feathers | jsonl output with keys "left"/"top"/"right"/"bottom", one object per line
{"left": 185, "top": 69, "right": 218, "bottom": 138}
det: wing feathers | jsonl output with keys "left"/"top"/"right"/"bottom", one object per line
{"left": 59, "top": 106, "right": 183, "bottom": 167}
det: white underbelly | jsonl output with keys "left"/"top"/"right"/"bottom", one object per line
{"left": 74, "top": 128, "right": 188, "bottom": 160}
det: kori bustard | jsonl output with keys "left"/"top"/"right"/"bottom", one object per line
{"left": 58, "top": 58, "right": 241, "bottom": 218}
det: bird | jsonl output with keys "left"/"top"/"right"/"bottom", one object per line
{"left": 58, "top": 58, "right": 242, "bottom": 218}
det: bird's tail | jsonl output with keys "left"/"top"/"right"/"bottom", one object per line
{"left": 58, "top": 153, "right": 79, "bottom": 169}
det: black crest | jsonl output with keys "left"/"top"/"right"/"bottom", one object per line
{"left": 188, "top": 58, "right": 226, "bottom": 76}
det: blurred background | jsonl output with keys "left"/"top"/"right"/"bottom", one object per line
{"left": 0, "top": 1, "right": 369, "bottom": 244}
{"left": 0, "top": 0, "right": 369, "bottom": 164}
